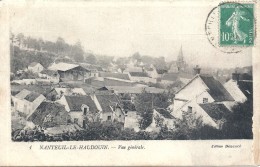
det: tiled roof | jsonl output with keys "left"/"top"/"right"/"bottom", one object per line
{"left": 104, "top": 86, "right": 165, "bottom": 94}
{"left": 125, "top": 67, "right": 143, "bottom": 72}
{"left": 65, "top": 95, "right": 98, "bottom": 112}
{"left": 27, "top": 102, "right": 68, "bottom": 128}
{"left": 200, "top": 75, "right": 234, "bottom": 102}
{"left": 199, "top": 103, "right": 230, "bottom": 121}
{"left": 161, "top": 73, "right": 179, "bottom": 81}
{"left": 24, "top": 92, "right": 41, "bottom": 102}
{"left": 238, "top": 81, "right": 253, "bottom": 99}
{"left": 178, "top": 72, "right": 193, "bottom": 79}
{"left": 99, "top": 72, "right": 130, "bottom": 80}
{"left": 40, "top": 69, "right": 58, "bottom": 76}
{"left": 14, "top": 89, "right": 31, "bottom": 99}
{"left": 155, "top": 108, "right": 175, "bottom": 119}
{"left": 239, "top": 73, "right": 252, "bottom": 80}
{"left": 129, "top": 72, "right": 148, "bottom": 77}
{"left": 95, "top": 94, "right": 121, "bottom": 113}
{"left": 144, "top": 87, "right": 166, "bottom": 94}
{"left": 48, "top": 63, "right": 87, "bottom": 72}
{"left": 156, "top": 69, "right": 168, "bottom": 74}
{"left": 28, "top": 62, "right": 39, "bottom": 67}
{"left": 11, "top": 85, "right": 52, "bottom": 97}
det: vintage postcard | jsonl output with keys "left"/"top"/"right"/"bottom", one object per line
{"left": 0, "top": 0, "right": 259, "bottom": 166}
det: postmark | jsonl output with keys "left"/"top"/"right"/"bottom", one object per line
{"left": 205, "top": 2, "right": 256, "bottom": 53}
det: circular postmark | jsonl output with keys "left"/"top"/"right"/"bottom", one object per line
{"left": 205, "top": 2, "right": 256, "bottom": 53}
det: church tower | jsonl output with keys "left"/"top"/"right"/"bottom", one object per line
{"left": 176, "top": 45, "right": 186, "bottom": 71}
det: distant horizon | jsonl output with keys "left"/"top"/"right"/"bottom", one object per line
{"left": 10, "top": 3, "right": 252, "bottom": 68}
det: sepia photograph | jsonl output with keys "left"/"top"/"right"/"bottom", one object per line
{"left": 9, "top": 1, "right": 254, "bottom": 142}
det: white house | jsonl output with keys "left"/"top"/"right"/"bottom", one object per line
{"left": 171, "top": 73, "right": 234, "bottom": 129}
{"left": 48, "top": 62, "right": 90, "bottom": 82}
{"left": 146, "top": 108, "right": 176, "bottom": 132}
{"left": 124, "top": 67, "right": 143, "bottom": 73}
{"left": 11, "top": 79, "right": 37, "bottom": 85}
{"left": 128, "top": 72, "right": 157, "bottom": 83}
{"left": 145, "top": 65, "right": 160, "bottom": 79}
{"left": 28, "top": 62, "right": 44, "bottom": 73}
{"left": 12, "top": 89, "right": 46, "bottom": 117}
{"left": 93, "top": 94, "right": 126, "bottom": 123}
{"left": 224, "top": 73, "right": 253, "bottom": 103}
{"left": 58, "top": 95, "right": 99, "bottom": 128}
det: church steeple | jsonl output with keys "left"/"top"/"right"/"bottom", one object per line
{"left": 176, "top": 45, "right": 185, "bottom": 72}
{"left": 177, "top": 45, "right": 184, "bottom": 62}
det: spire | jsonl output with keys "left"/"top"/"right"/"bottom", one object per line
{"left": 177, "top": 45, "right": 184, "bottom": 62}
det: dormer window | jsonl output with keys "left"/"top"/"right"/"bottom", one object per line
{"left": 203, "top": 98, "right": 208, "bottom": 103}
{"left": 82, "top": 105, "right": 89, "bottom": 115}
{"left": 188, "top": 106, "right": 192, "bottom": 112}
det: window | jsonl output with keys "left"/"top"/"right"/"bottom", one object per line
{"left": 203, "top": 98, "right": 208, "bottom": 103}
{"left": 107, "top": 116, "right": 111, "bottom": 120}
{"left": 188, "top": 106, "right": 192, "bottom": 112}
{"left": 60, "top": 72, "right": 64, "bottom": 78}
{"left": 83, "top": 108, "right": 87, "bottom": 115}
{"left": 74, "top": 118, "right": 78, "bottom": 124}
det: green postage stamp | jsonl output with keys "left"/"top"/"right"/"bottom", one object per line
{"left": 219, "top": 3, "right": 254, "bottom": 46}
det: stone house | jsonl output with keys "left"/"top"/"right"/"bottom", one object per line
{"left": 27, "top": 101, "right": 70, "bottom": 128}
{"left": 12, "top": 89, "right": 46, "bottom": 117}
{"left": 47, "top": 87, "right": 86, "bottom": 100}
{"left": 127, "top": 72, "right": 157, "bottom": 83}
{"left": 224, "top": 72, "right": 253, "bottom": 103}
{"left": 172, "top": 70, "right": 234, "bottom": 128}
{"left": 93, "top": 94, "right": 125, "bottom": 123}
{"left": 58, "top": 95, "right": 99, "bottom": 128}
{"left": 48, "top": 62, "right": 90, "bottom": 82}
{"left": 28, "top": 62, "right": 44, "bottom": 73}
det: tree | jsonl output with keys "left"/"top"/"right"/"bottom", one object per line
{"left": 56, "top": 37, "right": 66, "bottom": 53}
{"left": 132, "top": 52, "right": 141, "bottom": 60}
{"left": 16, "top": 33, "right": 25, "bottom": 48}
{"left": 71, "top": 41, "right": 84, "bottom": 62}
{"left": 173, "top": 110, "right": 203, "bottom": 140}
{"left": 221, "top": 100, "right": 253, "bottom": 139}
{"left": 135, "top": 91, "right": 154, "bottom": 130}
{"left": 38, "top": 38, "right": 45, "bottom": 51}
{"left": 85, "top": 53, "right": 97, "bottom": 64}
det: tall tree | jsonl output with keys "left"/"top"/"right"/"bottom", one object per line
{"left": 85, "top": 53, "right": 97, "bottom": 64}
{"left": 56, "top": 37, "right": 66, "bottom": 53}
{"left": 71, "top": 40, "right": 84, "bottom": 62}
{"left": 135, "top": 91, "right": 153, "bottom": 130}
{"left": 16, "top": 33, "right": 25, "bottom": 48}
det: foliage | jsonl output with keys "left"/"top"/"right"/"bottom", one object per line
{"left": 85, "top": 53, "right": 97, "bottom": 64}
{"left": 154, "top": 114, "right": 164, "bottom": 128}
{"left": 134, "top": 91, "right": 153, "bottom": 130}
{"left": 10, "top": 34, "right": 88, "bottom": 67}
{"left": 221, "top": 100, "right": 253, "bottom": 139}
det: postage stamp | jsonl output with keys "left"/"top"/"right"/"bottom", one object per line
{"left": 219, "top": 3, "right": 254, "bottom": 46}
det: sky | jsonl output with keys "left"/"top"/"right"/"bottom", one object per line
{"left": 9, "top": 1, "right": 252, "bottom": 68}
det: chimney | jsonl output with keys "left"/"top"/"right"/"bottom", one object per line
{"left": 193, "top": 65, "right": 201, "bottom": 75}
{"left": 232, "top": 72, "right": 240, "bottom": 81}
